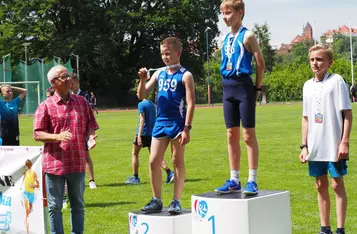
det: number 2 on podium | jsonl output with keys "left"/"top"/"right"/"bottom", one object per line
{"left": 208, "top": 215, "right": 216, "bottom": 234}
{"left": 141, "top": 223, "right": 149, "bottom": 234}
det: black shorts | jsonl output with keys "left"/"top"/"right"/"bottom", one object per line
{"left": 133, "top": 136, "right": 152, "bottom": 148}
{"left": 222, "top": 76, "right": 256, "bottom": 128}
{"left": 2, "top": 136, "right": 20, "bottom": 146}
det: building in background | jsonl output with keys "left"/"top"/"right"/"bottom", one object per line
{"left": 275, "top": 22, "right": 313, "bottom": 55}
{"left": 322, "top": 25, "right": 357, "bottom": 44}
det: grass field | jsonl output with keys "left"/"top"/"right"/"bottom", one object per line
{"left": 19, "top": 104, "right": 357, "bottom": 234}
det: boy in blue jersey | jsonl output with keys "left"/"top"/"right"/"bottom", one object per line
{"left": 215, "top": 0, "right": 265, "bottom": 195}
{"left": 0, "top": 84, "right": 27, "bottom": 145}
{"left": 137, "top": 37, "right": 195, "bottom": 214}
{"left": 125, "top": 94, "right": 174, "bottom": 185}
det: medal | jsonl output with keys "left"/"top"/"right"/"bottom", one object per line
{"left": 224, "top": 26, "right": 243, "bottom": 72}
{"left": 315, "top": 113, "right": 323, "bottom": 123}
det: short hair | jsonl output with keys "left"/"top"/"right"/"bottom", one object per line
{"left": 220, "top": 0, "right": 245, "bottom": 20}
{"left": 47, "top": 65, "right": 67, "bottom": 85}
{"left": 309, "top": 44, "right": 334, "bottom": 61}
{"left": 160, "top": 37, "right": 182, "bottom": 52}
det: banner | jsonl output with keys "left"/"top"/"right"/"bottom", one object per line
{"left": 0, "top": 146, "right": 45, "bottom": 234}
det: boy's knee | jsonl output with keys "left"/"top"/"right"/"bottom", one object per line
{"left": 171, "top": 156, "right": 184, "bottom": 168}
{"left": 243, "top": 133, "right": 256, "bottom": 144}
{"left": 227, "top": 129, "right": 239, "bottom": 141}
{"left": 315, "top": 180, "right": 328, "bottom": 192}
{"left": 331, "top": 179, "right": 345, "bottom": 193}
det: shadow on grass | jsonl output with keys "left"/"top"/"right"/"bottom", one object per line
{"left": 85, "top": 201, "right": 136, "bottom": 208}
{"left": 99, "top": 182, "right": 149, "bottom": 187}
{"left": 185, "top": 178, "right": 207, "bottom": 183}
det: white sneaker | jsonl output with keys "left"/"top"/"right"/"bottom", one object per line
{"left": 89, "top": 181, "right": 97, "bottom": 189}
{"left": 62, "top": 200, "right": 69, "bottom": 211}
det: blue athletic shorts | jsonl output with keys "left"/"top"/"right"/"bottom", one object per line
{"left": 24, "top": 191, "right": 35, "bottom": 204}
{"left": 308, "top": 160, "right": 347, "bottom": 178}
{"left": 222, "top": 76, "right": 256, "bottom": 129}
{"left": 152, "top": 122, "right": 183, "bottom": 139}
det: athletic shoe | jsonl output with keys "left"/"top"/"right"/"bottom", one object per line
{"left": 125, "top": 176, "right": 140, "bottom": 184}
{"left": 141, "top": 198, "right": 163, "bottom": 213}
{"left": 214, "top": 180, "right": 241, "bottom": 194}
{"left": 166, "top": 171, "right": 174, "bottom": 184}
{"left": 168, "top": 200, "right": 182, "bottom": 214}
{"left": 243, "top": 181, "right": 258, "bottom": 195}
{"left": 89, "top": 181, "right": 98, "bottom": 189}
{"left": 319, "top": 232, "right": 333, "bottom": 234}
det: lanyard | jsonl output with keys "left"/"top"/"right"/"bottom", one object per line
{"left": 314, "top": 73, "right": 330, "bottom": 113}
{"left": 147, "top": 63, "right": 181, "bottom": 79}
{"left": 224, "top": 26, "right": 243, "bottom": 63}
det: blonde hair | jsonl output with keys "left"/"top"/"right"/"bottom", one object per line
{"left": 160, "top": 37, "right": 182, "bottom": 52}
{"left": 0, "top": 84, "right": 10, "bottom": 92}
{"left": 220, "top": 0, "right": 245, "bottom": 20}
{"left": 309, "top": 44, "right": 334, "bottom": 61}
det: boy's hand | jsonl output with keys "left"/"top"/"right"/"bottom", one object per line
{"left": 138, "top": 68, "right": 148, "bottom": 80}
{"left": 137, "top": 135, "right": 142, "bottom": 146}
{"left": 337, "top": 142, "right": 349, "bottom": 161}
{"left": 299, "top": 148, "right": 308, "bottom": 163}
{"left": 179, "top": 129, "right": 190, "bottom": 146}
{"left": 256, "top": 90, "right": 261, "bottom": 101}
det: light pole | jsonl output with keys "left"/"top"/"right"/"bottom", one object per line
{"left": 313, "top": 20, "right": 317, "bottom": 45}
{"left": 205, "top": 25, "right": 212, "bottom": 105}
{"left": 71, "top": 53, "right": 80, "bottom": 80}
{"left": 349, "top": 17, "right": 354, "bottom": 86}
{"left": 22, "top": 42, "right": 31, "bottom": 113}
{"left": 2, "top": 54, "right": 10, "bottom": 82}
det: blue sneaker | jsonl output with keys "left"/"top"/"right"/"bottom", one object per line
{"left": 166, "top": 171, "right": 174, "bottom": 184}
{"left": 168, "top": 200, "right": 182, "bottom": 214}
{"left": 243, "top": 181, "right": 258, "bottom": 195}
{"left": 215, "top": 180, "right": 241, "bottom": 194}
{"left": 141, "top": 198, "right": 163, "bottom": 213}
{"left": 125, "top": 176, "right": 140, "bottom": 184}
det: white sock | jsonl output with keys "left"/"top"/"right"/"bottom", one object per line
{"left": 248, "top": 169, "right": 257, "bottom": 182}
{"left": 230, "top": 170, "right": 240, "bottom": 183}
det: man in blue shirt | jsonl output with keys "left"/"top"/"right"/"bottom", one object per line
{"left": 0, "top": 85, "right": 27, "bottom": 146}
{"left": 125, "top": 94, "right": 174, "bottom": 185}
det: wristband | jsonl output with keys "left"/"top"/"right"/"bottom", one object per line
{"left": 300, "top": 144, "right": 308, "bottom": 150}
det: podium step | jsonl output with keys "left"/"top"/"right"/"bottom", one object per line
{"left": 192, "top": 190, "right": 291, "bottom": 234}
{"left": 128, "top": 208, "right": 192, "bottom": 234}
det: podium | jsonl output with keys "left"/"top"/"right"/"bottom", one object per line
{"left": 191, "top": 190, "right": 291, "bottom": 234}
{"left": 128, "top": 208, "right": 192, "bottom": 234}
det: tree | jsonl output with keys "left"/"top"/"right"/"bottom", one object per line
{"left": 252, "top": 22, "right": 275, "bottom": 72}
{"left": 0, "top": 0, "right": 222, "bottom": 106}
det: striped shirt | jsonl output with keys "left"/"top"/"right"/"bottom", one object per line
{"left": 33, "top": 92, "right": 99, "bottom": 175}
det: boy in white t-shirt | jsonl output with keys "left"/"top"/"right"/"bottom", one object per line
{"left": 300, "top": 44, "right": 352, "bottom": 234}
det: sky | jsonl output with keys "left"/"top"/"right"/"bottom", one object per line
{"left": 217, "top": 0, "right": 357, "bottom": 45}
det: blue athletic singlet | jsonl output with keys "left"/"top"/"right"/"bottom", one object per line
{"left": 156, "top": 67, "right": 187, "bottom": 126}
{"left": 220, "top": 27, "right": 253, "bottom": 78}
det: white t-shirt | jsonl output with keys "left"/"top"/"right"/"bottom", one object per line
{"left": 302, "top": 73, "right": 351, "bottom": 162}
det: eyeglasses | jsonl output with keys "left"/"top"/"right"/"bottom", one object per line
{"left": 53, "top": 73, "right": 75, "bottom": 82}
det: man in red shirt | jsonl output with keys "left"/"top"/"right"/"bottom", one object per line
{"left": 33, "top": 65, "right": 99, "bottom": 234}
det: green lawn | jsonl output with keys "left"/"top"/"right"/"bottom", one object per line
{"left": 19, "top": 104, "right": 357, "bottom": 234}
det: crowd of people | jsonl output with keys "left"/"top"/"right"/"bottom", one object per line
{"left": 0, "top": 0, "right": 354, "bottom": 234}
